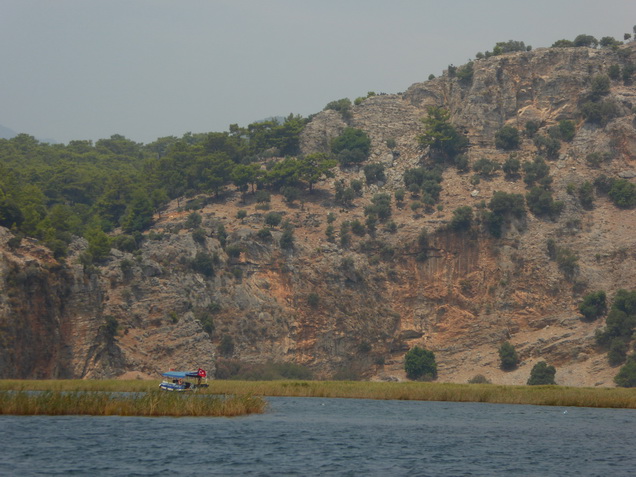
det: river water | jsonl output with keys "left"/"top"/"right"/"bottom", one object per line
{"left": 1, "top": 397, "right": 635, "bottom": 476}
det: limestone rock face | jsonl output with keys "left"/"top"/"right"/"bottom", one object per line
{"left": 1, "top": 44, "right": 635, "bottom": 386}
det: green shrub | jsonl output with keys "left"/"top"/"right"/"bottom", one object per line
{"left": 614, "top": 359, "right": 636, "bottom": 387}
{"left": 533, "top": 134, "right": 560, "bottom": 159}
{"left": 364, "top": 163, "right": 386, "bottom": 184}
{"left": 473, "top": 158, "right": 501, "bottom": 177}
{"left": 404, "top": 346, "right": 437, "bottom": 380}
{"left": 523, "top": 158, "right": 551, "bottom": 186}
{"left": 324, "top": 98, "right": 353, "bottom": 121}
{"left": 608, "top": 179, "right": 636, "bottom": 208}
{"left": 419, "top": 106, "right": 468, "bottom": 161}
{"left": 449, "top": 206, "right": 474, "bottom": 231}
{"left": 527, "top": 361, "right": 556, "bottom": 385}
{"left": 307, "top": 292, "right": 320, "bottom": 308}
{"left": 349, "top": 219, "right": 364, "bottom": 236}
{"left": 236, "top": 209, "right": 247, "bottom": 219}
{"left": 579, "top": 291, "right": 607, "bottom": 320}
{"left": 556, "top": 247, "right": 579, "bottom": 278}
{"left": 468, "top": 374, "right": 491, "bottom": 384}
{"left": 590, "top": 74, "right": 611, "bottom": 99}
{"left": 280, "top": 221, "right": 294, "bottom": 250}
{"left": 218, "top": 335, "right": 235, "bottom": 358}
{"left": 256, "top": 227, "right": 272, "bottom": 241}
{"left": 331, "top": 128, "right": 371, "bottom": 166}
{"left": 502, "top": 156, "right": 521, "bottom": 177}
{"left": 608, "top": 338, "right": 629, "bottom": 366}
{"left": 557, "top": 120, "right": 576, "bottom": 142}
{"left": 185, "top": 212, "right": 202, "bottom": 229}
{"left": 499, "top": 342, "right": 520, "bottom": 370}
{"left": 191, "top": 251, "right": 215, "bottom": 277}
{"left": 526, "top": 187, "right": 563, "bottom": 218}
{"left": 608, "top": 64, "right": 621, "bottom": 80}
{"left": 524, "top": 120, "right": 541, "bottom": 137}
{"left": 581, "top": 100, "right": 619, "bottom": 125}
{"left": 255, "top": 190, "right": 271, "bottom": 204}
{"left": 578, "top": 181, "right": 595, "bottom": 209}
{"left": 265, "top": 212, "right": 283, "bottom": 227}
{"left": 365, "top": 193, "right": 392, "bottom": 221}
{"left": 495, "top": 126, "right": 521, "bottom": 150}
{"left": 192, "top": 228, "right": 206, "bottom": 244}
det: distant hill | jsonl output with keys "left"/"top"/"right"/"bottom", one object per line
{"left": 0, "top": 124, "right": 17, "bottom": 139}
{"left": 0, "top": 124, "right": 57, "bottom": 143}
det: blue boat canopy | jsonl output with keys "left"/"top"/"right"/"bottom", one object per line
{"left": 161, "top": 368, "right": 207, "bottom": 379}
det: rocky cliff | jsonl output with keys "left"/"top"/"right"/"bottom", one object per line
{"left": 1, "top": 44, "right": 635, "bottom": 386}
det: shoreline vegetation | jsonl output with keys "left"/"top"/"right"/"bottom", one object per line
{"left": 1, "top": 380, "right": 636, "bottom": 413}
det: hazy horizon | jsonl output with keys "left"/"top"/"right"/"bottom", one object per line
{"left": 2, "top": 0, "right": 635, "bottom": 144}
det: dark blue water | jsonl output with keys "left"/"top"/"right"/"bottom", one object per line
{"left": 1, "top": 397, "right": 635, "bottom": 476}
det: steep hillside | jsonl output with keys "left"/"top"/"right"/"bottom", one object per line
{"left": 1, "top": 43, "right": 635, "bottom": 386}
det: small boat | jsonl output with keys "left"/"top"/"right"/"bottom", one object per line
{"left": 159, "top": 368, "right": 209, "bottom": 392}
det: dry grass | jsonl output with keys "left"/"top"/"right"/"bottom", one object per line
{"left": 0, "top": 388, "right": 266, "bottom": 417}
{"left": 2, "top": 379, "right": 635, "bottom": 409}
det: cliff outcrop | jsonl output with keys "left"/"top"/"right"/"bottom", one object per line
{"left": 1, "top": 44, "right": 635, "bottom": 385}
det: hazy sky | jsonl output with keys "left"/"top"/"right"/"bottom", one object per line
{"left": 2, "top": 0, "right": 635, "bottom": 144}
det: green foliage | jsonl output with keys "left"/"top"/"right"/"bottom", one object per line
{"left": 85, "top": 227, "right": 112, "bottom": 263}
{"left": 350, "top": 219, "right": 366, "bottom": 236}
{"left": 394, "top": 188, "right": 405, "bottom": 204}
{"left": 449, "top": 206, "right": 473, "bottom": 231}
{"left": 556, "top": 247, "right": 579, "bottom": 278}
{"left": 522, "top": 158, "right": 551, "bottom": 186}
{"left": 551, "top": 39, "right": 575, "bottom": 48}
{"left": 419, "top": 106, "right": 468, "bottom": 161}
{"left": 485, "top": 191, "right": 526, "bottom": 237}
{"left": 608, "top": 64, "right": 621, "bottom": 80}
{"left": 502, "top": 156, "right": 521, "bottom": 178}
{"left": 265, "top": 212, "right": 283, "bottom": 227}
{"left": 498, "top": 342, "right": 520, "bottom": 370}
{"left": 590, "top": 74, "right": 611, "bottom": 99}
{"left": 456, "top": 61, "right": 474, "bottom": 85}
{"left": 608, "top": 179, "right": 636, "bottom": 208}
{"left": 492, "top": 40, "right": 530, "bottom": 55}
{"left": 403, "top": 166, "right": 444, "bottom": 202}
{"left": 185, "top": 212, "right": 202, "bottom": 229}
{"left": 191, "top": 251, "right": 215, "bottom": 277}
{"left": 364, "top": 193, "right": 392, "bottom": 222}
{"left": 307, "top": 292, "right": 320, "bottom": 308}
{"left": 614, "top": 359, "right": 636, "bottom": 387}
{"left": 404, "top": 346, "right": 437, "bottom": 380}
{"left": 556, "top": 120, "right": 576, "bottom": 142}
{"left": 324, "top": 98, "right": 353, "bottom": 122}
{"left": 524, "top": 120, "right": 541, "bottom": 137}
{"left": 256, "top": 227, "right": 272, "bottom": 241}
{"left": 579, "top": 291, "right": 607, "bottom": 321}
{"left": 580, "top": 100, "right": 619, "bottom": 125}
{"left": 280, "top": 220, "right": 294, "bottom": 250}
{"left": 608, "top": 338, "right": 629, "bottom": 366}
{"left": 218, "top": 335, "right": 235, "bottom": 358}
{"left": 533, "top": 134, "right": 561, "bottom": 159}
{"left": 103, "top": 315, "right": 119, "bottom": 342}
{"left": 236, "top": 209, "right": 247, "bottom": 219}
{"left": 192, "top": 228, "right": 206, "bottom": 244}
{"left": 578, "top": 181, "right": 595, "bottom": 209}
{"left": 472, "top": 158, "right": 501, "bottom": 177}
{"left": 526, "top": 187, "right": 563, "bottom": 218}
{"left": 363, "top": 163, "right": 386, "bottom": 184}
{"left": 495, "top": 125, "right": 521, "bottom": 150}
{"left": 331, "top": 128, "right": 371, "bottom": 166}
{"left": 527, "top": 362, "right": 556, "bottom": 385}
{"left": 573, "top": 34, "right": 598, "bottom": 48}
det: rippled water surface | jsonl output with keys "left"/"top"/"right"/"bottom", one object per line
{"left": 2, "top": 397, "right": 635, "bottom": 476}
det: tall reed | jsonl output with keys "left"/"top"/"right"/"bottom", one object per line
{"left": 0, "top": 390, "right": 266, "bottom": 417}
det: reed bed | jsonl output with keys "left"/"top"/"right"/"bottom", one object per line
{"left": 0, "top": 390, "right": 266, "bottom": 417}
{"left": 205, "top": 380, "right": 636, "bottom": 409}
{"left": 2, "top": 379, "right": 635, "bottom": 409}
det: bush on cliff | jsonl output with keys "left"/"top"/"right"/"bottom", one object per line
{"left": 498, "top": 342, "right": 520, "bottom": 370}
{"left": 527, "top": 361, "right": 556, "bottom": 385}
{"left": 404, "top": 346, "right": 437, "bottom": 380}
